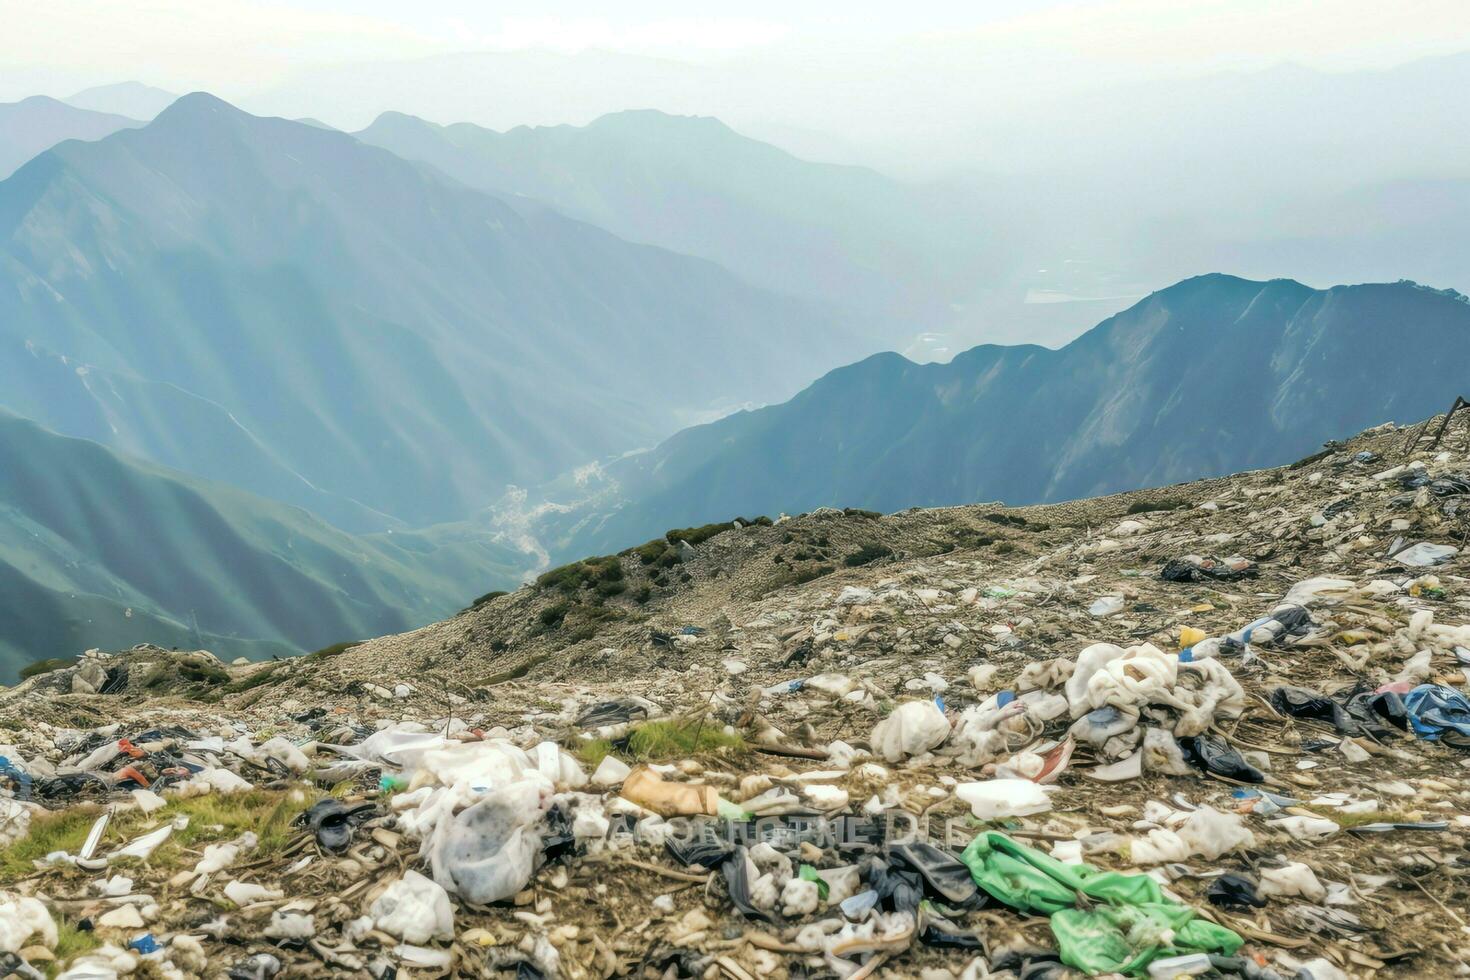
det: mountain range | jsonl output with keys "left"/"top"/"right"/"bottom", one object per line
{"left": 356, "top": 109, "right": 1004, "bottom": 324}
{"left": 0, "top": 93, "right": 859, "bottom": 531}
{"left": 65, "top": 82, "right": 178, "bottom": 120}
{"left": 3, "top": 85, "right": 1469, "bottom": 681}
{"left": 0, "top": 95, "right": 139, "bottom": 179}
{"left": 518, "top": 274, "right": 1470, "bottom": 559}
{"left": 0, "top": 410, "right": 526, "bottom": 681}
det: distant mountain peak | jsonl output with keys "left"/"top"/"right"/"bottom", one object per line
{"left": 153, "top": 90, "right": 241, "bottom": 123}
{"left": 65, "top": 81, "right": 177, "bottom": 120}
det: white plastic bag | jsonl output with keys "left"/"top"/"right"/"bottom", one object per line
{"left": 870, "top": 701, "right": 949, "bottom": 762}
{"left": 371, "top": 870, "right": 454, "bottom": 944}
{"left": 427, "top": 780, "right": 547, "bottom": 904}
{"left": 954, "top": 779, "right": 1052, "bottom": 819}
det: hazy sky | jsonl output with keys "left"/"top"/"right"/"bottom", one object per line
{"left": 6, "top": 0, "right": 1470, "bottom": 99}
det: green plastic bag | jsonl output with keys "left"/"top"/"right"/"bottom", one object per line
{"left": 959, "top": 831, "right": 1242, "bottom": 976}
{"left": 798, "top": 864, "right": 830, "bottom": 901}
{"left": 1051, "top": 904, "right": 1242, "bottom": 975}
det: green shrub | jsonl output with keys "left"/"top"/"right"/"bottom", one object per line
{"left": 664, "top": 516, "right": 769, "bottom": 547}
{"left": 665, "top": 521, "right": 734, "bottom": 546}
{"left": 467, "top": 590, "right": 508, "bottom": 611}
{"left": 536, "top": 555, "right": 623, "bottom": 594}
{"left": 539, "top": 602, "right": 570, "bottom": 628}
{"left": 625, "top": 539, "right": 672, "bottom": 564}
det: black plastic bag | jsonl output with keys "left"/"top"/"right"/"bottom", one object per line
{"left": 1179, "top": 733, "right": 1264, "bottom": 783}
{"left": 296, "top": 799, "right": 376, "bottom": 852}
{"left": 1206, "top": 873, "right": 1266, "bottom": 910}
{"left": 1270, "top": 686, "right": 1361, "bottom": 735}
{"left": 886, "top": 840, "right": 981, "bottom": 906}
{"left": 859, "top": 854, "right": 924, "bottom": 914}
{"left": 720, "top": 847, "right": 777, "bottom": 922}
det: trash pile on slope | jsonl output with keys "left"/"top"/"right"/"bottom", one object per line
{"left": 1, "top": 418, "right": 1469, "bottom": 978}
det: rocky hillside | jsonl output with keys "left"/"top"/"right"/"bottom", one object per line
{"left": 523, "top": 274, "right": 1470, "bottom": 560}
{"left": 1, "top": 411, "right": 1468, "bottom": 977}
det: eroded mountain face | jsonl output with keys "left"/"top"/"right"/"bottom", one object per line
{"left": 2, "top": 413, "right": 1468, "bottom": 977}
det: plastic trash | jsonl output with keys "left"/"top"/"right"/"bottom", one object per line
{"left": 111, "top": 823, "right": 174, "bottom": 861}
{"left": 859, "top": 853, "right": 924, "bottom": 914}
{"left": 1160, "top": 555, "right": 1253, "bottom": 583}
{"left": 1257, "top": 862, "right": 1325, "bottom": 902}
{"left": 955, "top": 778, "right": 1052, "bottom": 819}
{"left": 1146, "top": 952, "right": 1212, "bottom": 977}
{"left": 223, "top": 880, "right": 282, "bottom": 905}
{"left": 720, "top": 847, "right": 777, "bottom": 922}
{"left": 918, "top": 909, "right": 985, "bottom": 949}
{"left": 886, "top": 841, "right": 980, "bottom": 905}
{"left": 620, "top": 767, "right": 718, "bottom": 816}
{"left": 1069, "top": 705, "right": 1139, "bottom": 749}
{"left": 1177, "top": 806, "right": 1254, "bottom": 860}
{"left": 297, "top": 799, "right": 376, "bottom": 852}
{"left": 427, "top": 781, "right": 546, "bottom": 904}
{"left": 396, "top": 944, "right": 452, "bottom": 970}
{"left": 370, "top": 870, "right": 454, "bottom": 943}
{"left": 665, "top": 832, "right": 734, "bottom": 870}
{"left": 1178, "top": 733, "right": 1264, "bottom": 783}
{"left": 959, "top": 831, "right": 1242, "bottom": 975}
{"left": 870, "top": 699, "right": 950, "bottom": 761}
{"left": 1141, "top": 727, "right": 1192, "bottom": 775}
{"left": 1206, "top": 873, "right": 1265, "bottom": 910}
{"left": 0, "top": 756, "right": 33, "bottom": 802}
{"left": 1088, "top": 596, "right": 1125, "bottom": 617}
{"left": 1086, "top": 750, "right": 1143, "bottom": 782}
{"left": 1392, "top": 542, "right": 1459, "bottom": 567}
{"left": 590, "top": 755, "right": 631, "bottom": 787}
{"left": 0, "top": 892, "right": 57, "bottom": 954}
{"left": 1066, "top": 643, "right": 1127, "bottom": 712}
{"left": 1403, "top": 684, "right": 1470, "bottom": 741}
{"left": 226, "top": 952, "right": 282, "bottom": 980}
{"left": 1270, "top": 686, "right": 1362, "bottom": 735}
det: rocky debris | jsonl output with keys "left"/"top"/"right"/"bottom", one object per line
{"left": 1, "top": 415, "right": 1470, "bottom": 977}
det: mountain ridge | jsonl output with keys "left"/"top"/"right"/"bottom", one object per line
{"left": 0, "top": 92, "right": 856, "bottom": 529}
{"left": 0, "top": 94, "right": 140, "bottom": 179}
{"left": 515, "top": 273, "right": 1470, "bottom": 560}
{"left": 355, "top": 106, "right": 1004, "bottom": 323}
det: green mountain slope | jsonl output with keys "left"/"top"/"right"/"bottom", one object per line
{"left": 0, "top": 93, "right": 852, "bottom": 530}
{"left": 525, "top": 275, "right": 1470, "bottom": 558}
{"left": 0, "top": 411, "right": 526, "bottom": 682}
